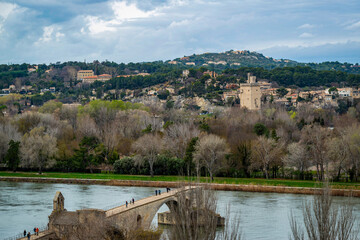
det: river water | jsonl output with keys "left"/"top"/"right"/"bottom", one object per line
{"left": 1, "top": 181, "right": 360, "bottom": 239}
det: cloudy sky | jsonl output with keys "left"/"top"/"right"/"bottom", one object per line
{"left": 0, "top": 0, "right": 360, "bottom": 64}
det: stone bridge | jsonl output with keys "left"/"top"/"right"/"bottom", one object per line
{"left": 37, "top": 186, "right": 199, "bottom": 239}
{"left": 105, "top": 185, "right": 198, "bottom": 230}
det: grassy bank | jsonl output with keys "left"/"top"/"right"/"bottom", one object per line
{"left": 1, "top": 171, "right": 360, "bottom": 190}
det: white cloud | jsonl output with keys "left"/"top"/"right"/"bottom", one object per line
{"left": 111, "top": 1, "right": 156, "bottom": 21}
{"left": 298, "top": 23, "right": 315, "bottom": 29}
{"left": 0, "top": 2, "right": 17, "bottom": 34}
{"left": 36, "top": 25, "right": 65, "bottom": 43}
{"left": 0, "top": 2, "right": 16, "bottom": 19}
{"left": 299, "top": 32, "right": 314, "bottom": 38}
{"left": 85, "top": 16, "right": 117, "bottom": 35}
{"left": 84, "top": 1, "right": 160, "bottom": 35}
{"left": 346, "top": 21, "right": 360, "bottom": 29}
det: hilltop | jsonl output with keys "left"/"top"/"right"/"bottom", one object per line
{"left": 169, "top": 50, "right": 297, "bottom": 69}
{"left": 166, "top": 50, "right": 360, "bottom": 74}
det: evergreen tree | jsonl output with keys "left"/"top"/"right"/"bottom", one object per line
{"left": 5, "top": 140, "right": 20, "bottom": 172}
{"left": 184, "top": 137, "right": 198, "bottom": 176}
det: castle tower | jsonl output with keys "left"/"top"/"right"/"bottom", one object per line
{"left": 239, "top": 73, "right": 261, "bottom": 110}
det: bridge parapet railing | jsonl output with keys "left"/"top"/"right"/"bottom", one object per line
{"left": 3, "top": 225, "right": 48, "bottom": 240}
{"left": 103, "top": 202, "right": 125, "bottom": 211}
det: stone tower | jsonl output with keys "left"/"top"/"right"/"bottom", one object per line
{"left": 53, "top": 191, "right": 65, "bottom": 212}
{"left": 239, "top": 73, "right": 261, "bottom": 110}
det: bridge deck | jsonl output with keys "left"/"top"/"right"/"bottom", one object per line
{"left": 105, "top": 186, "right": 196, "bottom": 217}
{"left": 17, "top": 230, "right": 54, "bottom": 240}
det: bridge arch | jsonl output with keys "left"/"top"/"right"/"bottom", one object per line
{"left": 140, "top": 196, "right": 179, "bottom": 229}
{"left": 105, "top": 186, "right": 198, "bottom": 232}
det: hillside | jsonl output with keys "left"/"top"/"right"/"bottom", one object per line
{"left": 168, "top": 50, "right": 360, "bottom": 74}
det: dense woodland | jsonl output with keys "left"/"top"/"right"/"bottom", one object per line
{"left": 2, "top": 96, "right": 360, "bottom": 182}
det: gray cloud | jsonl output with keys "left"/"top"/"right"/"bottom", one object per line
{"left": 1, "top": 0, "right": 360, "bottom": 63}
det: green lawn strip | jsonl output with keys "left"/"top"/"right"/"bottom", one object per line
{"left": 0, "top": 172, "right": 359, "bottom": 189}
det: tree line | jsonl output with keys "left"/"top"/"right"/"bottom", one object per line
{"left": 2, "top": 98, "right": 360, "bottom": 182}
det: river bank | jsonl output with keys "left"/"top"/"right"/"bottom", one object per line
{"left": 1, "top": 175, "right": 360, "bottom": 197}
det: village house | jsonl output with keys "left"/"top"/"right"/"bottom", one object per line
{"left": 182, "top": 70, "right": 190, "bottom": 78}
{"left": 222, "top": 90, "right": 238, "bottom": 102}
{"left": 338, "top": 87, "right": 352, "bottom": 98}
{"left": 203, "top": 70, "right": 217, "bottom": 79}
{"left": 258, "top": 81, "right": 272, "bottom": 91}
{"left": 28, "top": 65, "right": 38, "bottom": 73}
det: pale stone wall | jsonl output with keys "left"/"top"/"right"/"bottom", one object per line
{"left": 239, "top": 83, "right": 261, "bottom": 110}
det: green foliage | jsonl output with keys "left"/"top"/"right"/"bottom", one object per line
{"left": 253, "top": 123, "right": 269, "bottom": 136}
{"left": 184, "top": 137, "right": 199, "bottom": 176}
{"left": 328, "top": 87, "right": 338, "bottom": 93}
{"left": 114, "top": 157, "right": 138, "bottom": 174}
{"left": 78, "top": 100, "right": 148, "bottom": 115}
{"left": 289, "top": 110, "right": 297, "bottom": 119}
{"left": 113, "top": 155, "right": 185, "bottom": 176}
{"left": 271, "top": 129, "right": 280, "bottom": 141}
{"left": 238, "top": 142, "right": 251, "bottom": 178}
{"left": 5, "top": 140, "right": 20, "bottom": 171}
{"left": 166, "top": 100, "right": 174, "bottom": 109}
{"left": 142, "top": 124, "right": 152, "bottom": 133}
{"left": 38, "top": 100, "right": 62, "bottom": 113}
{"left": 199, "top": 119, "right": 210, "bottom": 132}
{"left": 276, "top": 87, "right": 289, "bottom": 97}
{"left": 157, "top": 90, "right": 170, "bottom": 100}
{"left": 163, "top": 121, "right": 174, "bottom": 129}
{"left": 31, "top": 92, "right": 56, "bottom": 106}
{"left": 72, "top": 136, "right": 101, "bottom": 172}
{"left": 224, "top": 66, "right": 360, "bottom": 87}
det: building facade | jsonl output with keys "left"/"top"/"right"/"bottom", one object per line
{"left": 77, "top": 70, "right": 94, "bottom": 81}
{"left": 239, "top": 73, "right": 261, "bottom": 110}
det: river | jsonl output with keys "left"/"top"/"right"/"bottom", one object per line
{"left": 1, "top": 181, "right": 360, "bottom": 239}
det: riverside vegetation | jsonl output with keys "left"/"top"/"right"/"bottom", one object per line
{"left": 3, "top": 98, "right": 360, "bottom": 185}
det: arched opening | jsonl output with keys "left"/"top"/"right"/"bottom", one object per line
{"left": 150, "top": 199, "right": 179, "bottom": 230}
{"left": 137, "top": 215, "right": 142, "bottom": 229}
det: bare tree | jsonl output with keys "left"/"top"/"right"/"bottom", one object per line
{"left": 301, "top": 125, "right": 331, "bottom": 181}
{"left": 290, "top": 183, "right": 358, "bottom": 240}
{"left": 76, "top": 114, "right": 98, "bottom": 138}
{"left": 163, "top": 122, "right": 200, "bottom": 159}
{"left": 168, "top": 184, "right": 241, "bottom": 240}
{"left": 20, "top": 127, "right": 57, "bottom": 174}
{"left": 251, "top": 136, "right": 284, "bottom": 179}
{"left": 193, "top": 134, "right": 229, "bottom": 180}
{"left": 132, "top": 133, "right": 162, "bottom": 177}
{"left": 284, "top": 142, "right": 310, "bottom": 180}
{"left": 59, "top": 105, "right": 78, "bottom": 130}
{"left": 342, "top": 125, "right": 360, "bottom": 181}
{"left": 326, "top": 136, "right": 351, "bottom": 181}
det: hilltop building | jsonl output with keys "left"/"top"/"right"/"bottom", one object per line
{"left": 77, "top": 70, "right": 112, "bottom": 84}
{"left": 77, "top": 70, "right": 94, "bottom": 81}
{"left": 239, "top": 73, "right": 261, "bottom": 110}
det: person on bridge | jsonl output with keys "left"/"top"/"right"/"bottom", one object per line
{"left": 155, "top": 190, "right": 158, "bottom": 195}
{"left": 126, "top": 201, "right": 128, "bottom": 207}
{"left": 159, "top": 190, "right": 161, "bottom": 195}
{"left": 36, "top": 227, "right": 39, "bottom": 235}
{"left": 23, "top": 230, "right": 26, "bottom": 237}
{"left": 132, "top": 198, "right": 134, "bottom": 204}
{"left": 27, "top": 232, "right": 31, "bottom": 240}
